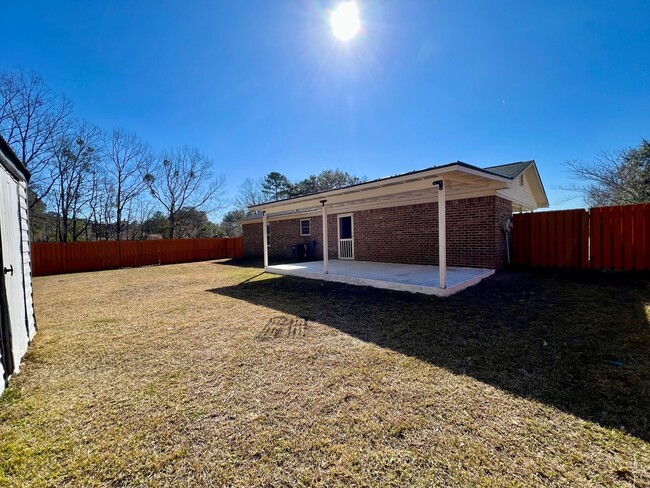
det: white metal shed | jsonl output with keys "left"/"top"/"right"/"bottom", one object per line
{"left": 0, "top": 135, "right": 36, "bottom": 395}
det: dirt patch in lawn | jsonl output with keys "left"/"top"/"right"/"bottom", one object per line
{"left": 1, "top": 259, "right": 649, "bottom": 486}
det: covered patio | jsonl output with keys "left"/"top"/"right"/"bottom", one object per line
{"left": 266, "top": 260, "right": 495, "bottom": 296}
{"left": 241, "top": 161, "right": 548, "bottom": 296}
{"left": 254, "top": 162, "right": 510, "bottom": 296}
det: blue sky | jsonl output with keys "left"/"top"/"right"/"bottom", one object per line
{"left": 2, "top": 0, "right": 649, "bottom": 212}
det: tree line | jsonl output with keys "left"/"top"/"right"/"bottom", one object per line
{"left": 1, "top": 69, "right": 225, "bottom": 242}
{"left": 220, "top": 170, "right": 366, "bottom": 227}
{"left": 235, "top": 170, "right": 364, "bottom": 208}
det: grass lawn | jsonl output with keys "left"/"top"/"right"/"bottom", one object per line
{"left": 1, "top": 260, "right": 649, "bottom": 486}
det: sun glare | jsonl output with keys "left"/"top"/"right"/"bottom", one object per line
{"left": 330, "top": 2, "right": 361, "bottom": 42}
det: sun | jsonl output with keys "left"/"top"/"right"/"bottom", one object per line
{"left": 330, "top": 2, "right": 361, "bottom": 42}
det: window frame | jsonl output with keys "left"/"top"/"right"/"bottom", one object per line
{"left": 300, "top": 218, "right": 311, "bottom": 236}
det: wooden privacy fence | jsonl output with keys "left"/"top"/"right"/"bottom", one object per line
{"left": 31, "top": 237, "right": 244, "bottom": 276}
{"left": 512, "top": 203, "right": 650, "bottom": 271}
{"left": 512, "top": 209, "right": 589, "bottom": 269}
{"left": 589, "top": 205, "right": 650, "bottom": 271}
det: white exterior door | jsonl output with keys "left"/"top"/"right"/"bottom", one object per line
{"left": 337, "top": 214, "right": 354, "bottom": 259}
{"left": 0, "top": 166, "right": 28, "bottom": 375}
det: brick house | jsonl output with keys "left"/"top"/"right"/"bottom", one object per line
{"left": 240, "top": 161, "right": 548, "bottom": 295}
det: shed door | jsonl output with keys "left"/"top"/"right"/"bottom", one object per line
{"left": 0, "top": 167, "right": 28, "bottom": 377}
{"left": 337, "top": 214, "right": 354, "bottom": 259}
{"left": 0, "top": 232, "right": 13, "bottom": 384}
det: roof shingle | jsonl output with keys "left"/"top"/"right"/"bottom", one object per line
{"left": 484, "top": 160, "right": 533, "bottom": 179}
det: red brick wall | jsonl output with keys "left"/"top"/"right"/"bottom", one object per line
{"left": 242, "top": 217, "right": 325, "bottom": 260}
{"left": 242, "top": 196, "right": 513, "bottom": 268}
{"left": 242, "top": 222, "right": 263, "bottom": 258}
{"left": 268, "top": 217, "right": 324, "bottom": 260}
{"left": 447, "top": 196, "right": 513, "bottom": 269}
{"left": 350, "top": 204, "right": 438, "bottom": 265}
{"left": 494, "top": 196, "right": 514, "bottom": 269}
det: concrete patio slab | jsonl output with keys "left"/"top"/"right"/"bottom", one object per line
{"left": 265, "top": 260, "right": 494, "bottom": 296}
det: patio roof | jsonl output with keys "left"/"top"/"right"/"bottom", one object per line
{"left": 250, "top": 161, "right": 513, "bottom": 215}
{"left": 241, "top": 160, "right": 547, "bottom": 222}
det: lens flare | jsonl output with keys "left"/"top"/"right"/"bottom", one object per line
{"left": 330, "top": 2, "right": 361, "bottom": 41}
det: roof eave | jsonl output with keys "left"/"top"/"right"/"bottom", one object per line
{"left": 249, "top": 162, "right": 512, "bottom": 212}
{"left": 0, "top": 136, "right": 30, "bottom": 182}
{"left": 527, "top": 161, "right": 550, "bottom": 208}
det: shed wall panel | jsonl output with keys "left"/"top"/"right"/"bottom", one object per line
{"left": 18, "top": 181, "right": 36, "bottom": 339}
{"left": 0, "top": 166, "right": 30, "bottom": 381}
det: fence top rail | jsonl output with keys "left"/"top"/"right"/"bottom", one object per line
{"left": 33, "top": 237, "right": 242, "bottom": 246}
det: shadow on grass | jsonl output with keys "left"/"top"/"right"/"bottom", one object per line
{"left": 212, "top": 258, "right": 310, "bottom": 268}
{"left": 208, "top": 265, "right": 650, "bottom": 441}
{"left": 211, "top": 258, "right": 263, "bottom": 268}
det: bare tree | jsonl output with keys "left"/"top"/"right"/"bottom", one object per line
{"left": 101, "top": 129, "right": 153, "bottom": 240}
{"left": 144, "top": 146, "right": 226, "bottom": 239}
{"left": 124, "top": 196, "right": 155, "bottom": 240}
{"left": 88, "top": 173, "right": 117, "bottom": 240}
{"left": 48, "top": 121, "right": 102, "bottom": 242}
{"left": 234, "top": 177, "right": 265, "bottom": 210}
{"left": 563, "top": 140, "right": 650, "bottom": 207}
{"left": 0, "top": 69, "right": 73, "bottom": 207}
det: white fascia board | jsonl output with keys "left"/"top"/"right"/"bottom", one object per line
{"left": 528, "top": 163, "right": 550, "bottom": 208}
{"left": 240, "top": 188, "right": 506, "bottom": 223}
{"left": 241, "top": 209, "right": 322, "bottom": 224}
{"left": 267, "top": 206, "right": 320, "bottom": 219}
{"left": 433, "top": 165, "right": 511, "bottom": 184}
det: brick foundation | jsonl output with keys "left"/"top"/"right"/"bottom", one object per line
{"left": 243, "top": 196, "right": 513, "bottom": 269}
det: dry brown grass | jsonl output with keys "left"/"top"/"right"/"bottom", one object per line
{"left": 0, "top": 260, "right": 649, "bottom": 486}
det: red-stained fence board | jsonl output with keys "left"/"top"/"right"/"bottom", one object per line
{"left": 32, "top": 237, "right": 243, "bottom": 276}
{"left": 611, "top": 206, "right": 623, "bottom": 270}
{"left": 623, "top": 205, "right": 634, "bottom": 270}
{"left": 602, "top": 207, "right": 612, "bottom": 270}
{"left": 634, "top": 204, "right": 644, "bottom": 270}
{"left": 511, "top": 209, "right": 587, "bottom": 269}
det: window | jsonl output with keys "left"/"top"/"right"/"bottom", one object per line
{"left": 519, "top": 175, "right": 524, "bottom": 186}
{"left": 300, "top": 219, "right": 311, "bottom": 236}
{"left": 266, "top": 223, "right": 271, "bottom": 246}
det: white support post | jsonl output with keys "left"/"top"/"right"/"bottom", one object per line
{"left": 262, "top": 210, "right": 269, "bottom": 269}
{"left": 436, "top": 179, "right": 447, "bottom": 289}
{"left": 321, "top": 200, "right": 329, "bottom": 274}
